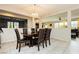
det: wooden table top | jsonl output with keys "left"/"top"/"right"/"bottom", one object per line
{"left": 22, "top": 33, "right": 38, "bottom": 37}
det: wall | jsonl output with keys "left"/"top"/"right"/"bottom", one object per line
{"left": 50, "top": 28, "right": 71, "bottom": 42}
{"left": 1, "top": 28, "right": 23, "bottom": 43}
{"left": 42, "top": 16, "right": 58, "bottom": 23}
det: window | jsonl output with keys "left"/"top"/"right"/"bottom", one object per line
{"left": 54, "top": 23, "right": 59, "bottom": 28}
{"left": 14, "top": 22, "right": 19, "bottom": 28}
{"left": 64, "top": 22, "right": 67, "bottom": 27}
{"left": 8, "top": 22, "right": 19, "bottom": 28}
{"left": 71, "top": 21, "right": 78, "bottom": 29}
{"left": 59, "top": 22, "right": 64, "bottom": 28}
{"left": 8, "top": 22, "right": 11, "bottom": 28}
{"left": 54, "top": 21, "right": 67, "bottom": 28}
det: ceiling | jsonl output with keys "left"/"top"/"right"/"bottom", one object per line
{"left": 0, "top": 4, "right": 79, "bottom": 18}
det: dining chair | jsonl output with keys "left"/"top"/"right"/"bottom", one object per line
{"left": 23, "top": 28, "right": 27, "bottom": 34}
{"left": 31, "top": 28, "right": 36, "bottom": 34}
{"left": 23, "top": 28, "right": 27, "bottom": 38}
{"left": 33, "top": 29, "right": 45, "bottom": 51}
{"left": 44, "top": 28, "right": 51, "bottom": 47}
{"left": 15, "top": 29, "right": 30, "bottom": 52}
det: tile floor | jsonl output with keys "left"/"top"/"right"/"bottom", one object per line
{"left": 0, "top": 38, "right": 79, "bottom": 54}
{"left": 64, "top": 38, "right": 79, "bottom": 54}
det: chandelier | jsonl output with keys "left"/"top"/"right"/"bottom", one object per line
{"left": 32, "top": 4, "right": 39, "bottom": 18}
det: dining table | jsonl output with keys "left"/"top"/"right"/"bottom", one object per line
{"left": 22, "top": 33, "right": 38, "bottom": 47}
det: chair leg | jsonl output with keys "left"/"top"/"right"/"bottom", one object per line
{"left": 19, "top": 43, "right": 21, "bottom": 52}
{"left": 16, "top": 43, "right": 18, "bottom": 49}
{"left": 45, "top": 39, "right": 47, "bottom": 47}
{"left": 0, "top": 46, "right": 1, "bottom": 48}
{"left": 42, "top": 41, "right": 44, "bottom": 48}
{"left": 25, "top": 41, "right": 27, "bottom": 46}
{"left": 38, "top": 43, "right": 40, "bottom": 51}
{"left": 49, "top": 39, "right": 51, "bottom": 45}
{"left": 31, "top": 39, "right": 33, "bottom": 47}
{"left": 29, "top": 41, "right": 31, "bottom": 48}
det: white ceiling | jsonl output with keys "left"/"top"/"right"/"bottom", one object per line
{"left": 0, "top": 4, "right": 79, "bottom": 18}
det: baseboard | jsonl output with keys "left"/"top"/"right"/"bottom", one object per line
{"left": 51, "top": 38, "right": 70, "bottom": 42}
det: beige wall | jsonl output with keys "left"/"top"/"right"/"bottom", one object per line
{"left": 27, "top": 19, "right": 33, "bottom": 29}
{"left": 27, "top": 18, "right": 42, "bottom": 29}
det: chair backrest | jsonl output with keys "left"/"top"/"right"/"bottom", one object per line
{"left": 38, "top": 29, "right": 45, "bottom": 42}
{"left": 23, "top": 28, "right": 27, "bottom": 34}
{"left": 45, "top": 28, "right": 51, "bottom": 39}
{"left": 31, "top": 28, "right": 36, "bottom": 34}
{"left": 48, "top": 29, "right": 51, "bottom": 37}
{"left": 15, "top": 29, "right": 20, "bottom": 41}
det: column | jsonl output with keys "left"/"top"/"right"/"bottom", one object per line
{"left": 67, "top": 10, "right": 71, "bottom": 29}
{"left": 67, "top": 10, "right": 71, "bottom": 40}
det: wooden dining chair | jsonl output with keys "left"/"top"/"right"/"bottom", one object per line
{"left": 23, "top": 28, "right": 27, "bottom": 38}
{"left": 33, "top": 29, "right": 45, "bottom": 51}
{"left": 23, "top": 28, "right": 27, "bottom": 35}
{"left": 44, "top": 28, "right": 51, "bottom": 47}
{"left": 31, "top": 28, "right": 36, "bottom": 34}
{"left": 15, "top": 29, "right": 30, "bottom": 52}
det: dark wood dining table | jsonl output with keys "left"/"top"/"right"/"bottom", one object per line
{"left": 22, "top": 33, "right": 38, "bottom": 47}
